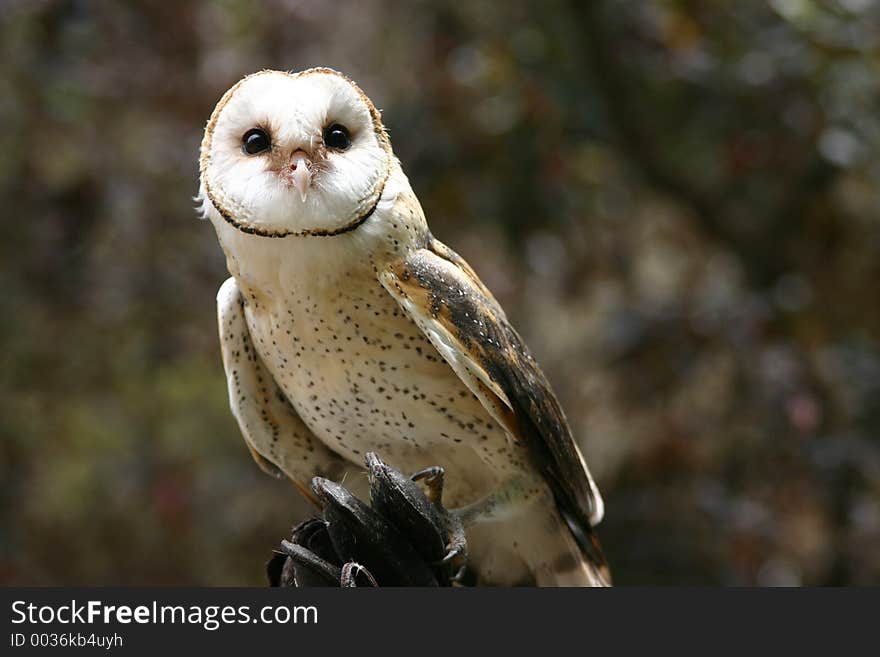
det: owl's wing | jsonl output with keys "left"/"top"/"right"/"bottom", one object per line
{"left": 217, "top": 277, "right": 359, "bottom": 503}
{"left": 378, "top": 238, "right": 605, "bottom": 535}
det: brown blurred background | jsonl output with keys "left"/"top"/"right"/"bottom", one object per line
{"left": 1, "top": 0, "right": 879, "bottom": 586}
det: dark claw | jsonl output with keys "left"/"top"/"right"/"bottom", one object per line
{"left": 311, "top": 476, "right": 438, "bottom": 586}
{"left": 340, "top": 562, "right": 379, "bottom": 587}
{"left": 441, "top": 548, "right": 468, "bottom": 583}
{"left": 437, "top": 510, "right": 468, "bottom": 580}
{"left": 410, "top": 465, "right": 445, "bottom": 504}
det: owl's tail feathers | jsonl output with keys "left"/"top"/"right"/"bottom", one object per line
{"left": 549, "top": 507, "right": 612, "bottom": 587}
{"left": 538, "top": 559, "right": 610, "bottom": 587}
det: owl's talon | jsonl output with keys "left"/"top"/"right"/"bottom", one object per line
{"left": 440, "top": 543, "right": 464, "bottom": 566}
{"left": 410, "top": 466, "right": 445, "bottom": 504}
{"left": 340, "top": 562, "right": 378, "bottom": 587}
{"left": 437, "top": 511, "right": 468, "bottom": 578}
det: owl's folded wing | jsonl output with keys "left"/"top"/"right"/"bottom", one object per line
{"left": 378, "top": 239, "right": 605, "bottom": 535}
{"left": 216, "top": 277, "right": 359, "bottom": 503}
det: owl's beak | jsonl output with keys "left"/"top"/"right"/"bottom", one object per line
{"left": 285, "top": 151, "right": 312, "bottom": 202}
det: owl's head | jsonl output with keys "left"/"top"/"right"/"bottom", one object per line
{"left": 199, "top": 68, "right": 392, "bottom": 237}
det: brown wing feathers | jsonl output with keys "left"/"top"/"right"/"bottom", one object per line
{"left": 386, "top": 239, "right": 608, "bottom": 574}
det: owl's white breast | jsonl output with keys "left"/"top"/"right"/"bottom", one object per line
{"left": 206, "top": 168, "right": 527, "bottom": 507}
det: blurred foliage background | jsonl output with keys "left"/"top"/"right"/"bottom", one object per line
{"left": 1, "top": 0, "right": 879, "bottom": 586}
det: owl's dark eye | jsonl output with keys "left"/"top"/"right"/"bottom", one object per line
{"left": 242, "top": 128, "right": 271, "bottom": 155}
{"left": 323, "top": 123, "right": 351, "bottom": 151}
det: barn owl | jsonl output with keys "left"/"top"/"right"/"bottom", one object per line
{"left": 198, "top": 68, "right": 609, "bottom": 586}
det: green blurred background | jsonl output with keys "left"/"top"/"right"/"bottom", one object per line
{"left": 1, "top": 0, "right": 879, "bottom": 585}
